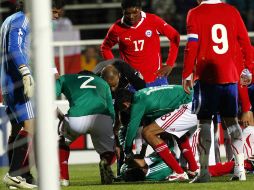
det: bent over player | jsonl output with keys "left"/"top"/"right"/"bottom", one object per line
{"left": 56, "top": 70, "right": 115, "bottom": 185}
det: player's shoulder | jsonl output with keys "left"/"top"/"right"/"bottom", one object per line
{"left": 9, "top": 12, "right": 28, "bottom": 30}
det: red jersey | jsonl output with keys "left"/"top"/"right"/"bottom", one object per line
{"left": 101, "top": 12, "right": 180, "bottom": 82}
{"left": 182, "top": 1, "right": 253, "bottom": 84}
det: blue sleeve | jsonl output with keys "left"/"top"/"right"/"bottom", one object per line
{"left": 8, "top": 18, "right": 29, "bottom": 68}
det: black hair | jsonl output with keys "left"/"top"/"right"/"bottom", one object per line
{"left": 16, "top": 0, "right": 65, "bottom": 12}
{"left": 52, "top": 0, "right": 66, "bottom": 9}
{"left": 123, "top": 167, "right": 145, "bottom": 182}
{"left": 121, "top": 0, "right": 142, "bottom": 10}
{"left": 114, "top": 88, "right": 134, "bottom": 112}
{"left": 78, "top": 70, "right": 97, "bottom": 76}
{"left": 16, "top": 0, "right": 24, "bottom": 12}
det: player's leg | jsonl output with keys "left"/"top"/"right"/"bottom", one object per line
{"left": 57, "top": 116, "right": 79, "bottom": 187}
{"left": 220, "top": 83, "right": 245, "bottom": 181}
{"left": 154, "top": 103, "right": 199, "bottom": 176}
{"left": 190, "top": 81, "right": 219, "bottom": 183}
{"left": 142, "top": 123, "right": 188, "bottom": 181}
{"left": 89, "top": 114, "right": 115, "bottom": 184}
{"left": 3, "top": 94, "right": 37, "bottom": 189}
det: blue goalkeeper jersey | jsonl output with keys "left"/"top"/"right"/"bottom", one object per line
{"left": 0, "top": 11, "right": 31, "bottom": 95}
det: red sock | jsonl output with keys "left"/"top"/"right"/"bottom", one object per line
{"left": 244, "top": 160, "right": 253, "bottom": 171}
{"left": 59, "top": 148, "right": 70, "bottom": 180}
{"left": 177, "top": 136, "right": 199, "bottom": 171}
{"left": 208, "top": 161, "right": 234, "bottom": 177}
{"left": 155, "top": 142, "right": 184, "bottom": 174}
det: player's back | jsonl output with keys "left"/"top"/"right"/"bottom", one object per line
{"left": 56, "top": 71, "right": 114, "bottom": 117}
{"left": 134, "top": 85, "right": 192, "bottom": 118}
{"left": 190, "top": 2, "right": 246, "bottom": 83}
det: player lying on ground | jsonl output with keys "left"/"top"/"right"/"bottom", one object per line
{"left": 55, "top": 70, "right": 116, "bottom": 186}
{"left": 120, "top": 150, "right": 254, "bottom": 182}
{"left": 114, "top": 85, "right": 199, "bottom": 181}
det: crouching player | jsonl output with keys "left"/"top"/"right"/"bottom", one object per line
{"left": 115, "top": 85, "right": 199, "bottom": 181}
{"left": 56, "top": 70, "right": 116, "bottom": 185}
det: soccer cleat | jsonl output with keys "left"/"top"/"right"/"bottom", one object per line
{"left": 3, "top": 173, "right": 37, "bottom": 189}
{"left": 230, "top": 170, "right": 246, "bottom": 181}
{"left": 9, "top": 186, "right": 18, "bottom": 190}
{"left": 187, "top": 168, "right": 200, "bottom": 179}
{"left": 99, "top": 159, "right": 114, "bottom": 184}
{"left": 60, "top": 179, "right": 70, "bottom": 186}
{"left": 189, "top": 172, "right": 211, "bottom": 183}
{"left": 167, "top": 171, "right": 189, "bottom": 182}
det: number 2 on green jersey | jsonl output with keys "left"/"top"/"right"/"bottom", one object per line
{"left": 78, "top": 76, "right": 96, "bottom": 89}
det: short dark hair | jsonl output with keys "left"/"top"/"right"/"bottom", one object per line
{"left": 16, "top": 0, "right": 65, "bottom": 12}
{"left": 114, "top": 89, "right": 134, "bottom": 112}
{"left": 121, "top": 0, "right": 142, "bottom": 10}
{"left": 52, "top": 0, "right": 65, "bottom": 9}
{"left": 123, "top": 167, "right": 145, "bottom": 182}
{"left": 16, "top": 0, "right": 24, "bottom": 12}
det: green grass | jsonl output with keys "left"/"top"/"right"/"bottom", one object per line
{"left": 1, "top": 164, "right": 254, "bottom": 190}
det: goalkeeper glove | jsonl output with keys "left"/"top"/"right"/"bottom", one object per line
{"left": 19, "top": 65, "right": 34, "bottom": 98}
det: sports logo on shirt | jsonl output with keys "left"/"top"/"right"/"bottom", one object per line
{"left": 145, "top": 30, "right": 152, "bottom": 37}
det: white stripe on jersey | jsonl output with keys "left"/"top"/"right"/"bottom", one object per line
{"left": 187, "top": 34, "right": 199, "bottom": 40}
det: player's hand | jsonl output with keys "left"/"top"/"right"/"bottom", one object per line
{"left": 19, "top": 65, "right": 34, "bottom": 98}
{"left": 155, "top": 65, "right": 173, "bottom": 77}
{"left": 182, "top": 79, "right": 193, "bottom": 94}
{"left": 239, "top": 111, "right": 251, "bottom": 128}
{"left": 124, "top": 152, "right": 134, "bottom": 165}
{"left": 240, "top": 69, "right": 252, "bottom": 86}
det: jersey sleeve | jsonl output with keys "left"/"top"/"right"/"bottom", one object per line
{"left": 124, "top": 99, "right": 146, "bottom": 152}
{"left": 100, "top": 24, "right": 118, "bottom": 60}
{"left": 106, "top": 84, "right": 115, "bottom": 122}
{"left": 182, "top": 10, "right": 199, "bottom": 79}
{"left": 8, "top": 22, "right": 28, "bottom": 68}
{"left": 55, "top": 77, "right": 63, "bottom": 97}
{"left": 235, "top": 8, "right": 254, "bottom": 73}
{"left": 238, "top": 85, "right": 251, "bottom": 112}
{"left": 154, "top": 15, "right": 180, "bottom": 67}
{"left": 117, "top": 61, "right": 146, "bottom": 90}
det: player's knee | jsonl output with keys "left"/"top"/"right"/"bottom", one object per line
{"left": 228, "top": 125, "right": 242, "bottom": 139}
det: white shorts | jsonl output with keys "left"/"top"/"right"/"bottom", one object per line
{"left": 61, "top": 114, "right": 115, "bottom": 155}
{"left": 155, "top": 103, "right": 197, "bottom": 138}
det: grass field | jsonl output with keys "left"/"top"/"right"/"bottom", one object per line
{"left": 1, "top": 163, "right": 254, "bottom": 190}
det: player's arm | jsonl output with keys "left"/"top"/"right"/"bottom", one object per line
{"left": 106, "top": 84, "right": 116, "bottom": 122}
{"left": 182, "top": 10, "right": 199, "bottom": 94}
{"left": 117, "top": 61, "right": 146, "bottom": 90}
{"left": 124, "top": 102, "right": 145, "bottom": 154}
{"left": 8, "top": 24, "right": 28, "bottom": 68}
{"left": 55, "top": 76, "right": 64, "bottom": 97}
{"left": 100, "top": 25, "right": 118, "bottom": 60}
{"left": 9, "top": 23, "right": 35, "bottom": 97}
{"left": 235, "top": 8, "right": 254, "bottom": 84}
{"left": 238, "top": 85, "right": 252, "bottom": 128}
{"left": 155, "top": 15, "right": 180, "bottom": 76}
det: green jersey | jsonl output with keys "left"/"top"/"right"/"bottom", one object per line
{"left": 145, "top": 153, "right": 173, "bottom": 181}
{"left": 56, "top": 72, "right": 115, "bottom": 120}
{"left": 124, "top": 85, "right": 192, "bottom": 150}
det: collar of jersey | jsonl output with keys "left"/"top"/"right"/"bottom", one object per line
{"left": 201, "top": 0, "right": 222, "bottom": 5}
{"left": 121, "top": 11, "right": 146, "bottom": 29}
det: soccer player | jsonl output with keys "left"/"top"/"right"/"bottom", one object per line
{"left": 115, "top": 85, "right": 199, "bottom": 181}
{"left": 94, "top": 58, "right": 146, "bottom": 179}
{"left": 93, "top": 58, "right": 146, "bottom": 95}
{"left": 182, "top": 0, "right": 253, "bottom": 183}
{"left": 101, "top": 0, "right": 180, "bottom": 86}
{"left": 120, "top": 151, "right": 254, "bottom": 182}
{"left": 1, "top": 0, "right": 65, "bottom": 189}
{"left": 56, "top": 70, "right": 116, "bottom": 185}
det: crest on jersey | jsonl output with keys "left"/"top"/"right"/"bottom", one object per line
{"left": 145, "top": 30, "right": 152, "bottom": 37}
